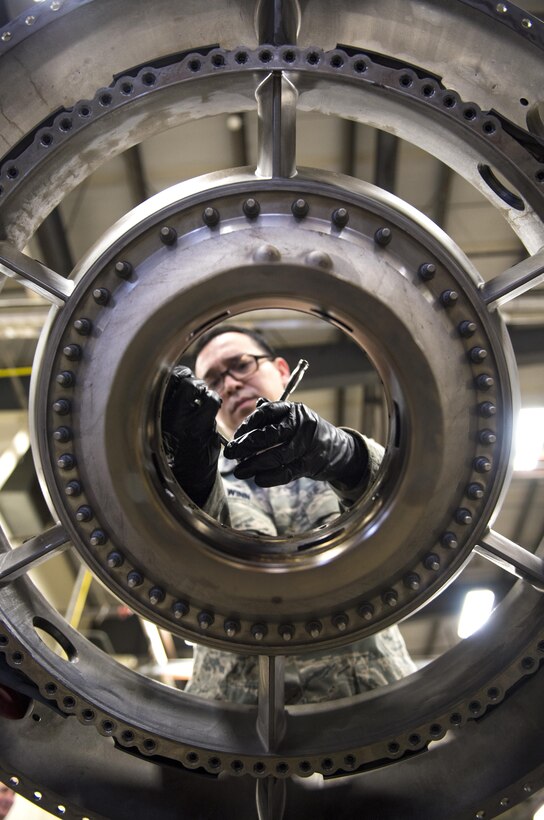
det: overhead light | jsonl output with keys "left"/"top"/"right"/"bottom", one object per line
{"left": 533, "top": 805, "right": 544, "bottom": 820}
{"left": 514, "top": 407, "right": 544, "bottom": 471}
{"left": 457, "top": 589, "right": 495, "bottom": 639}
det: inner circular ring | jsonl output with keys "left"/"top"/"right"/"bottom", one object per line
{"left": 31, "top": 170, "right": 515, "bottom": 653}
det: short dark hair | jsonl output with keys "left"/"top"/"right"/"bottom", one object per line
{"left": 193, "top": 324, "right": 276, "bottom": 360}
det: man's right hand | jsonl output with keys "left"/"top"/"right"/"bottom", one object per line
{"left": 161, "top": 366, "right": 222, "bottom": 506}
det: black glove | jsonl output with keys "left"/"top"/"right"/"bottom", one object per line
{"left": 161, "top": 365, "right": 222, "bottom": 506}
{"left": 223, "top": 401, "right": 368, "bottom": 489}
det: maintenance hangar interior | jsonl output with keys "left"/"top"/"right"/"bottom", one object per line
{"left": 0, "top": 0, "right": 544, "bottom": 818}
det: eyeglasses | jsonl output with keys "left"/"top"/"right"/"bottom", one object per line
{"left": 204, "top": 353, "right": 274, "bottom": 393}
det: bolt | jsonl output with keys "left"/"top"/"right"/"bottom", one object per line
{"left": 64, "top": 481, "right": 81, "bottom": 497}
{"left": 469, "top": 347, "right": 488, "bottom": 363}
{"left": 115, "top": 260, "right": 133, "bottom": 279}
{"left": 332, "top": 613, "right": 349, "bottom": 631}
{"left": 383, "top": 590, "right": 398, "bottom": 607}
{"left": 202, "top": 206, "right": 220, "bottom": 227}
{"left": 76, "top": 505, "right": 93, "bottom": 522}
{"left": 440, "top": 289, "right": 458, "bottom": 306}
{"left": 198, "top": 611, "right": 214, "bottom": 630}
{"left": 224, "top": 620, "right": 240, "bottom": 637}
{"left": 441, "top": 532, "right": 458, "bottom": 549}
{"left": 251, "top": 623, "right": 267, "bottom": 641}
{"left": 73, "top": 318, "right": 92, "bottom": 335}
{"left": 106, "top": 551, "right": 123, "bottom": 568}
{"left": 127, "top": 571, "right": 143, "bottom": 588}
{"left": 53, "top": 427, "right": 71, "bottom": 443}
{"left": 253, "top": 244, "right": 281, "bottom": 263}
{"left": 458, "top": 320, "right": 477, "bottom": 338}
{"left": 424, "top": 553, "right": 441, "bottom": 571}
{"left": 404, "top": 573, "right": 421, "bottom": 590}
{"left": 172, "top": 601, "right": 189, "bottom": 619}
{"left": 479, "top": 401, "right": 496, "bottom": 418}
{"left": 159, "top": 226, "right": 177, "bottom": 245}
{"left": 291, "top": 198, "right": 309, "bottom": 218}
{"left": 89, "top": 529, "right": 107, "bottom": 546}
{"left": 279, "top": 624, "right": 295, "bottom": 641}
{"left": 63, "top": 344, "right": 82, "bottom": 361}
{"left": 305, "top": 250, "right": 333, "bottom": 269}
{"left": 474, "top": 456, "right": 492, "bottom": 473}
{"left": 243, "top": 198, "right": 260, "bottom": 218}
{"left": 479, "top": 429, "right": 497, "bottom": 445}
{"left": 467, "top": 483, "right": 484, "bottom": 500}
{"left": 149, "top": 587, "right": 165, "bottom": 605}
{"left": 418, "top": 262, "right": 436, "bottom": 280}
{"left": 306, "top": 621, "right": 322, "bottom": 638}
{"left": 53, "top": 399, "right": 71, "bottom": 415}
{"left": 357, "top": 603, "right": 374, "bottom": 620}
{"left": 57, "top": 454, "right": 75, "bottom": 470}
{"left": 56, "top": 371, "right": 74, "bottom": 387}
{"left": 93, "top": 287, "right": 110, "bottom": 305}
{"left": 374, "top": 226, "right": 392, "bottom": 246}
{"left": 455, "top": 508, "right": 473, "bottom": 525}
{"left": 331, "top": 207, "right": 349, "bottom": 228}
{"left": 476, "top": 374, "right": 494, "bottom": 390}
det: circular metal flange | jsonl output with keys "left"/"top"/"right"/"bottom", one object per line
{"left": 31, "top": 168, "right": 515, "bottom": 654}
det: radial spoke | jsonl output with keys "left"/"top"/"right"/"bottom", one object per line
{"left": 475, "top": 529, "right": 544, "bottom": 591}
{"left": 0, "top": 524, "right": 71, "bottom": 584}
{"left": 482, "top": 246, "right": 544, "bottom": 308}
{"left": 0, "top": 241, "right": 74, "bottom": 306}
{"left": 256, "top": 654, "right": 287, "bottom": 820}
{"left": 255, "top": 0, "right": 300, "bottom": 46}
{"left": 257, "top": 654, "right": 287, "bottom": 751}
{"left": 255, "top": 71, "right": 298, "bottom": 179}
{"left": 256, "top": 776, "right": 287, "bottom": 820}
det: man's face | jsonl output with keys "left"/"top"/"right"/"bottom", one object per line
{"left": 0, "top": 784, "right": 14, "bottom": 819}
{"left": 195, "top": 332, "right": 290, "bottom": 436}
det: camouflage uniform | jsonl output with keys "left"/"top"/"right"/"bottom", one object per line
{"left": 186, "top": 432, "right": 416, "bottom": 704}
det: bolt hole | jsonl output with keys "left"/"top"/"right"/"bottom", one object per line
{"left": 330, "top": 54, "right": 344, "bottom": 68}
{"left": 32, "top": 713, "right": 41, "bottom": 722}
{"left": 188, "top": 59, "right": 201, "bottom": 72}
{"left": 99, "top": 93, "right": 112, "bottom": 107}
{"left": 483, "top": 120, "right": 496, "bottom": 134}
{"left": 422, "top": 83, "right": 435, "bottom": 97}
{"left": 235, "top": 51, "right": 248, "bottom": 64}
{"left": 59, "top": 117, "right": 72, "bottom": 132}
{"left": 520, "top": 97, "right": 529, "bottom": 106}
{"left": 353, "top": 59, "right": 367, "bottom": 73}
{"left": 40, "top": 133, "right": 53, "bottom": 147}
{"left": 78, "top": 105, "right": 91, "bottom": 117}
{"left": 211, "top": 53, "right": 225, "bottom": 67}
{"left": 430, "top": 723, "right": 443, "bottom": 737}
{"left": 142, "top": 71, "right": 157, "bottom": 85}
{"left": 463, "top": 107, "right": 477, "bottom": 121}
{"left": 536, "top": 169, "right": 544, "bottom": 183}
{"left": 121, "top": 82, "right": 133, "bottom": 95}
{"left": 306, "top": 51, "right": 320, "bottom": 65}
{"left": 399, "top": 73, "right": 413, "bottom": 87}
{"left": 6, "top": 167, "right": 18, "bottom": 179}
{"left": 442, "top": 94, "right": 456, "bottom": 108}
{"left": 450, "top": 712, "right": 462, "bottom": 725}
{"left": 259, "top": 50, "right": 273, "bottom": 63}
{"left": 282, "top": 49, "right": 296, "bottom": 63}
{"left": 387, "top": 742, "right": 400, "bottom": 754}
{"left": 63, "top": 696, "right": 75, "bottom": 709}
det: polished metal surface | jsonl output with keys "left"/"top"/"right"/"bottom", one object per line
{"left": 0, "top": 0, "right": 543, "bottom": 818}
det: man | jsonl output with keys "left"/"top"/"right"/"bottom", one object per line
{"left": 162, "top": 325, "right": 415, "bottom": 703}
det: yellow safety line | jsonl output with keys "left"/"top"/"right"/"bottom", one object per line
{"left": 0, "top": 367, "right": 32, "bottom": 378}
{"left": 69, "top": 569, "right": 93, "bottom": 630}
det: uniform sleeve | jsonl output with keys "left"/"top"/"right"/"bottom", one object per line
{"left": 329, "top": 431, "right": 384, "bottom": 506}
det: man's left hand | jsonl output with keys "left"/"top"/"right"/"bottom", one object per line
{"left": 223, "top": 401, "right": 368, "bottom": 489}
